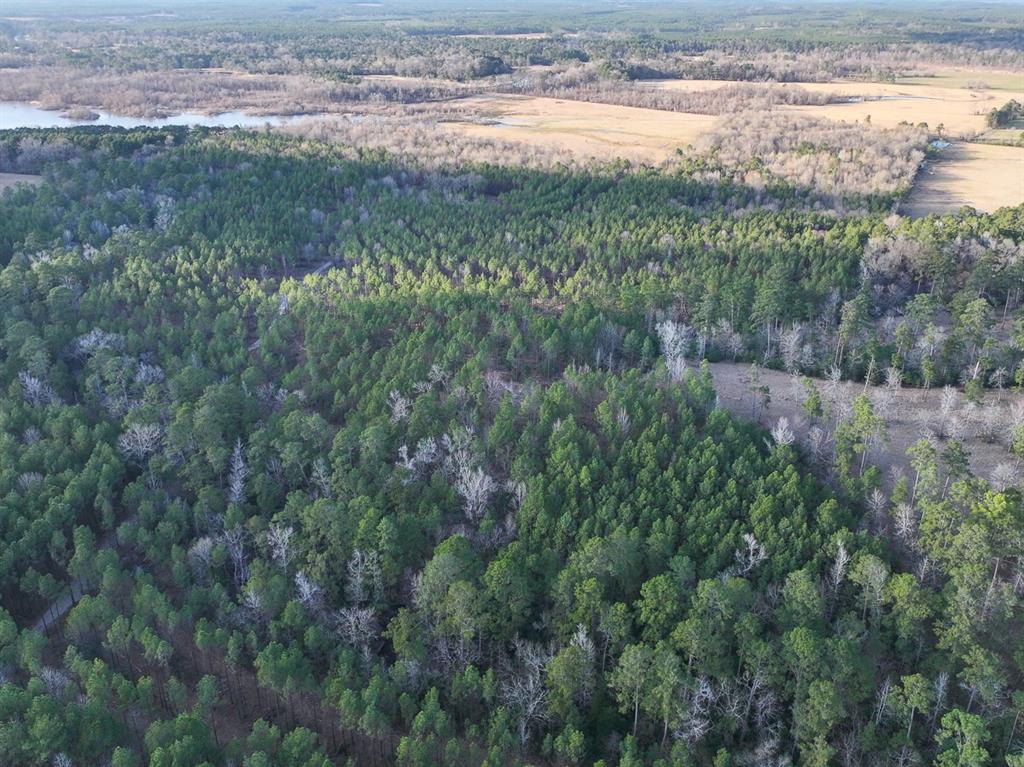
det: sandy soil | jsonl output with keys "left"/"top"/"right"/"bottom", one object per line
{"left": 0, "top": 172, "right": 43, "bottom": 191}
{"left": 447, "top": 94, "right": 715, "bottom": 163}
{"left": 707, "top": 361, "right": 1021, "bottom": 489}
{"left": 903, "top": 142, "right": 1024, "bottom": 216}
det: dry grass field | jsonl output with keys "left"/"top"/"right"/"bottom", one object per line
{"left": 447, "top": 94, "right": 715, "bottom": 163}
{"left": 438, "top": 68, "right": 1020, "bottom": 166}
{"left": 782, "top": 92, "right": 1004, "bottom": 137}
{"left": 0, "top": 172, "right": 42, "bottom": 192}
{"left": 983, "top": 128, "right": 1024, "bottom": 145}
{"left": 903, "top": 142, "right": 1024, "bottom": 216}
{"left": 896, "top": 67, "right": 1024, "bottom": 93}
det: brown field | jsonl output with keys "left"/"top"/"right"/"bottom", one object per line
{"left": 0, "top": 172, "right": 43, "bottom": 192}
{"left": 466, "top": 70, "right": 1021, "bottom": 167}
{"left": 446, "top": 94, "right": 715, "bottom": 163}
{"left": 903, "top": 142, "right": 1024, "bottom": 216}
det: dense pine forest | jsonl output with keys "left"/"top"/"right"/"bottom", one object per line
{"left": 0, "top": 121, "right": 1019, "bottom": 767}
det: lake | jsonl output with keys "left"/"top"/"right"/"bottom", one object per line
{"left": 0, "top": 102, "right": 317, "bottom": 130}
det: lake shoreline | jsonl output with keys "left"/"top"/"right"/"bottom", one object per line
{"left": 0, "top": 101, "right": 320, "bottom": 130}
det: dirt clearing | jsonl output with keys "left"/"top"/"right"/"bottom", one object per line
{"left": 707, "top": 361, "right": 1021, "bottom": 491}
{"left": 0, "top": 172, "right": 42, "bottom": 191}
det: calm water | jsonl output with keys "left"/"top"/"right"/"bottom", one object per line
{"left": 0, "top": 102, "right": 317, "bottom": 130}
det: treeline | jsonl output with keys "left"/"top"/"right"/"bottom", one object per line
{"left": 0, "top": 67, "right": 475, "bottom": 120}
{"left": 987, "top": 99, "right": 1024, "bottom": 129}
{"left": 506, "top": 66, "right": 839, "bottom": 115}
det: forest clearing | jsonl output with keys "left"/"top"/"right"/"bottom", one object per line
{"left": 0, "top": 171, "right": 42, "bottom": 191}
{"left": 447, "top": 94, "right": 715, "bottom": 163}
{"left": 904, "top": 142, "right": 1024, "bottom": 215}
{"left": 708, "top": 361, "right": 1020, "bottom": 489}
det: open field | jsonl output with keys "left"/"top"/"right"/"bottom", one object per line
{"left": 447, "top": 94, "right": 715, "bottom": 163}
{"left": 783, "top": 93, "right": 999, "bottom": 137}
{"left": 903, "top": 142, "right": 1024, "bottom": 216}
{"left": 896, "top": 67, "right": 1024, "bottom": 93}
{"left": 982, "top": 128, "right": 1024, "bottom": 145}
{"left": 0, "top": 172, "right": 42, "bottom": 191}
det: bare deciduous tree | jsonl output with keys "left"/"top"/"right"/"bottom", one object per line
{"left": 345, "top": 549, "right": 383, "bottom": 606}
{"left": 295, "top": 570, "right": 323, "bottom": 612}
{"left": 674, "top": 676, "right": 717, "bottom": 744}
{"left": 936, "top": 386, "right": 959, "bottom": 439}
{"left": 867, "top": 488, "right": 888, "bottom": 529}
{"left": 72, "top": 328, "right": 123, "bottom": 358}
{"left": 500, "top": 639, "right": 554, "bottom": 745}
{"left": 388, "top": 390, "right": 410, "bottom": 423}
{"left": 224, "top": 527, "right": 250, "bottom": 589}
{"left": 455, "top": 465, "right": 497, "bottom": 521}
{"left": 874, "top": 676, "right": 892, "bottom": 726}
{"left": 990, "top": 462, "right": 1019, "bottom": 491}
{"left": 227, "top": 438, "right": 248, "bottom": 504}
{"left": 40, "top": 667, "right": 71, "bottom": 699}
{"left": 188, "top": 536, "right": 216, "bottom": 582}
{"left": 893, "top": 502, "right": 918, "bottom": 544}
{"left": 829, "top": 541, "right": 850, "bottom": 600}
{"left": 117, "top": 422, "right": 163, "bottom": 462}
{"left": 657, "top": 319, "right": 691, "bottom": 382}
{"left": 266, "top": 524, "right": 295, "bottom": 572}
{"left": 17, "top": 472, "right": 43, "bottom": 493}
{"left": 334, "top": 606, "right": 378, "bottom": 661}
{"left": 242, "top": 585, "right": 265, "bottom": 626}
{"left": 1008, "top": 401, "right": 1024, "bottom": 451}
{"left": 397, "top": 437, "right": 438, "bottom": 481}
{"left": 735, "top": 533, "right": 768, "bottom": 575}
{"left": 769, "top": 417, "right": 795, "bottom": 447}
{"left": 805, "top": 425, "right": 832, "bottom": 467}
{"left": 779, "top": 324, "right": 808, "bottom": 374}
